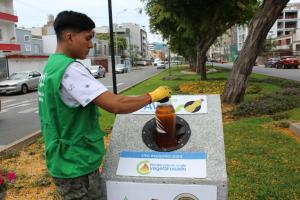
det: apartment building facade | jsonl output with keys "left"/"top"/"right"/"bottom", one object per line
{"left": 0, "top": 0, "right": 20, "bottom": 79}
{"left": 16, "top": 28, "right": 43, "bottom": 55}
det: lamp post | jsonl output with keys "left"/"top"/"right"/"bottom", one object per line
{"left": 168, "top": 45, "right": 171, "bottom": 76}
{"left": 107, "top": 0, "right": 117, "bottom": 94}
{"left": 115, "top": 9, "right": 127, "bottom": 58}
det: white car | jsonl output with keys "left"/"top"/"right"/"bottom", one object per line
{"left": 153, "top": 61, "right": 166, "bottom": 69}
{"left": 87, "top": 65, "right": 106, "bottom": 78}
{"left": 115, "top": 64, "right": 128, "bottom": 73}
{"left": 0, "top": 71, "right": 41, "bottom": 94}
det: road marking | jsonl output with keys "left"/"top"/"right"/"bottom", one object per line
{"left": 18, "top": 107, "right": 38, "bottom": 114}
{"left": 2, "top": 99, "right": 17, "bottom": 104}
{"left": 105, "top": 83, "right": 124, "bottom": 88}
{"left": 2, "top": 99, "right": 37, "bottom": 109}
{"left": 1, "top": 103, "right": 32, "bottom": 112}
{"left": 2, "top": 100, "right": 31, "bottom": 109}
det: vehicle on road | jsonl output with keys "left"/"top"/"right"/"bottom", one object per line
{"left": 135, "top": 60, "right": 149, "bottom": 66}
{"left": 87, "top": 65, "right": 106, "bottom": 78}
{"left": 0, "top": 71, "right": 41, "bottom": 94}
{"left": 275, "top": 56, "right": 299, "bottom": 69}
{"left": 264, "top": 57, "right": 280, "bottom": 68}
{"left": 116, "top": 63, "right": 128, "bottom": 73}
{"left": 116, "top": 59, "right": 132, "bottom": 73}
{"left": 154, "top": 61, "right": 166, "bottom": 69}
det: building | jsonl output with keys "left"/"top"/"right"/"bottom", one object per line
{"left": 147, "top": 42, "right": 168, "bottom": 60}
{"left": 268, "top": 3, "right": 300, "bottom": 39}
{"left": 96, "top": 23, "right": 148, "bottom": 59}
{"left": 0, "top": 0, "right": 20, "bottom": 79}
{"left": 208, "top": 28, "right": 234, "bottom": 62}
{"left": 16, "top": 28, "right": 43, "bottom": 55}
{"left": 0, "top": 0, "right": 20, "bottom": 55}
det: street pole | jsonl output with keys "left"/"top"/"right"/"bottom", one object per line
{"left": 108, "top": 0, "right": 117, "bottom": 94}
{"left": 168, "top": 46, "right": 171, "bottom": 76}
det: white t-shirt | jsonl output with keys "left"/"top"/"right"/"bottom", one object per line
{"left": 60, "top": 62, "right": 108, "bottom": 107}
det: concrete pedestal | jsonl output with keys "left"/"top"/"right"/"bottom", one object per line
{"left": 101, "top": 94, "right": 227, "bottom": 199}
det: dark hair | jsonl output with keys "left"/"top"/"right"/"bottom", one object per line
{"left": 54, "top": 10, "right": 95, "bottom": 41}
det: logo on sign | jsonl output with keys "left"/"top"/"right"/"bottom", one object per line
{"left": 136, "top": 160, "right": 150, "bottom": 175}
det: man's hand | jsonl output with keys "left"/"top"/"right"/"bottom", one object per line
{"left": 148, "top": 86, "right": 172, "bottom": 103}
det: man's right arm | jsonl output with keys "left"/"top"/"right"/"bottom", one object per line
{"left": 92, "top": 86, "right": 171, "bottom": 114}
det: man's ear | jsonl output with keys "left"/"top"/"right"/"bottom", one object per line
{"left": 64, "top": 32, "right": 73, "bottom": 44}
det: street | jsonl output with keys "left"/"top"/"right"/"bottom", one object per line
{"left": 210, "top": 62, "right": 300, "bottom": 82}
{"left": 0, "top": 65, "right": 161, "bottom": 148}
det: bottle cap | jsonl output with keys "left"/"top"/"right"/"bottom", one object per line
{"left": 158, "top": 96, "right": 170, "bottom": 103}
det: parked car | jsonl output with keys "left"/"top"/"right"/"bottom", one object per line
{"left": 87, "top": 65, "right": 106, "bottom": 78}
{"left": 115, "top": 64, "right": 128, "bottom": 73}
{"left": 0, "top": 71, "right": 41, "bottom": 94}
{"left": 264, "top": 57, "right": 280, "bottom": 68}
{"left": 275, "top": 56, "right": 299, "bottom": 69}
{"left": 135, "top": 60, "right": 148, "bottom": 66}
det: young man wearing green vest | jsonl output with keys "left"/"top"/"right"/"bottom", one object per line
{"left": 38, "top": 10, "right": 171, "bottom": 199}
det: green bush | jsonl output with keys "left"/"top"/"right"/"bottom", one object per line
{"left": 272, "top": 113, "right": 290, "bottom": 121}
{"left": 246, "top": 84, "right": 261, "bottom": 94}
{"left": 233, "top": 89, "right": 300, "bottom": 117}
{"left": 251, "top": 77, "right": 300, "bottom": 88}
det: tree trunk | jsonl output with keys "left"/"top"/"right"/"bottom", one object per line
{"left": 189, "top": 57, "right": 197, "bottom": 69}
{"left": 222, "top": 0, "right": 289, "bottom": 104}
{"left": 196, "top": 45, "right": 207, "bottom": 80}
{"left": 196, "top": 36, "right": 217, "bottom": 80}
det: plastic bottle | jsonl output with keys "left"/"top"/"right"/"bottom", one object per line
{"left": 155, "top": 99, "right": 177, "bottom": 148}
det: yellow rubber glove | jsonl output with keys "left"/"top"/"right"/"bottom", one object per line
{"left": 148, "top": 86, "right": 172, "bottom": 103}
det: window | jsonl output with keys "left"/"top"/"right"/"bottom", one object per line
{"left": 278, "top": 40, "right": 282, "bottom": 45}
{"left": 0, "top": 29, "right": 2, "bottom": 41}
{"left": 296, "top": 44, "right": 300, "bottom": 51}
{"left": 24, "top": 43, "right": 31, "bottom": 52}
{"left": 24, "top": 35, "right": 30, "bottom": 42}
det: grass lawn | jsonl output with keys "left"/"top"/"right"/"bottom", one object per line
{"left": 1, "top": 65, "right": 299, "bottom": 199}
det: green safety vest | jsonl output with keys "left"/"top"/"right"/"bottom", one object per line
{"left": 38, "top": 53, "right": 105, "bottom": 178}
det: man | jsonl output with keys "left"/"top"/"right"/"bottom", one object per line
{"left": 38, "top": 10, "right": 171, "bottom": 199}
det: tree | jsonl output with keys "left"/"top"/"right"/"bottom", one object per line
{"left": 222, "top": 0, "right": 289, "bottom": 104}
{"left": 143, "top": 0, "right": 258, "bottom": 80}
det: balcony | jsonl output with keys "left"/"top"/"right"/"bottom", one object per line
{"left": 0, "top": 11, "right": 18, "bottom": 22}
{"left": 0, "top": 43, "right": 21, "bottom": 51}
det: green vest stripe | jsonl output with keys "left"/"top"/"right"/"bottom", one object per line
{"left": 38, "top": 53, "right": 105, "bottom": 178}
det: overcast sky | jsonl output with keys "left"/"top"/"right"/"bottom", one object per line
{"left": 13, "top": 0, "right": 300, "bottom": 43}
{"left": 13, "top": 0, "right": 163, "bottom": 42}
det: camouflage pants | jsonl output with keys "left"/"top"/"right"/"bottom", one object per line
{"left": 53, "top": 170, "right": 104, "bottom": 200}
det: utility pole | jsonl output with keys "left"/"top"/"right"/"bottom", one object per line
{"left": 108, "top": 0, "right": 117, "bottom": 94}
{"left": 168, "top": 46, "right": 171, "bottom": 76}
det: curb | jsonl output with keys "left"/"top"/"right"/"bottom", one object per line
{"left": 0, "top": 130, "right": 41, "bottom": 156}
{"left": 289, "top": 123, "right": 300, "bottom": 137}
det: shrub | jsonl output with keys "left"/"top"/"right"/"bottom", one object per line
{"left": 251, "top": 77, "right": 300, "bottom": 88}
{"left": 279, "top": 88, "right": 300, "bottom": 95}
{"left": 272, "top": 113, "right": 290, "bottom": 121}
{"left": 246, "top": 84, "right": 261, "bottom": 94}
{"left": 233, "top": 90, "right": 300, "bottom": 117}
